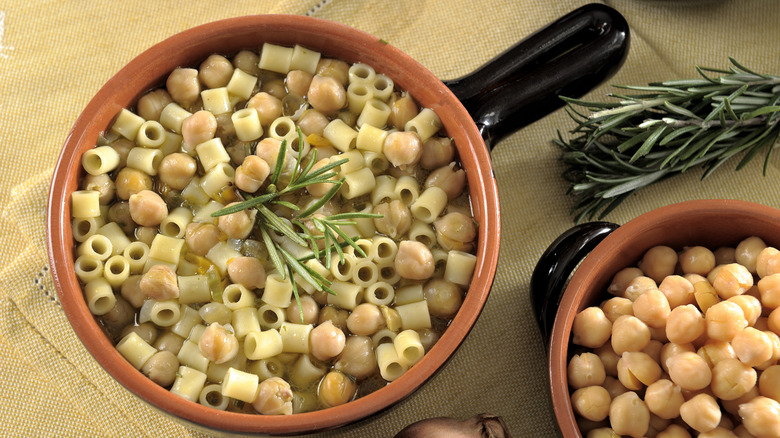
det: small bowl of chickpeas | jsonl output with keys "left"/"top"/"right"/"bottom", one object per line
{"left": 533, "top": 199, "right": 780, "bottom": 438}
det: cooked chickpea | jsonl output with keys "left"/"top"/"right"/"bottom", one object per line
{"left": 309, "top": 320, "right": 346, "bottom": 361}
{"left": 198, "top": 302, "right": 232, "bottom": 326}
{"left": 601, "top": 297, "right": 634, "bottom": 322}
{"left": 182, "top": 110, "right": 218, "bottom": 150}
{"left": 373, "top": 200, "right": 412, "bottom": 239}
{"left": 232, "top": 49, "right": 259, "bottom": 75}
{"left": 568, "top": 352, "right": 606, "bottom": 389}
{"left": 227, "top": 256, "right": 266, "bottom": 290}
{"left": 346, "top": 303, "right": 384, "bottom": 336}
{"left": 738, "top": 396, "right": 780, "bottom": 438}
{"left": 602, "top": 375, "right": 628, "bottom": 399}
{"left": 698, "top": 339, "right": 737, "bottom": 367}
{"left": 158, "top": 152, "right": 197, "bottom": 190}
{"left": 656, "top": 423, "right": 693, "bottom": 438}
{"left": 184, "top": 222, "right": 223, "bottom": 256}
{"left": 137, "top": 88, "right": 173, "bottom": 121}
{"left": 199, "top": 54, "right": 233, "bottom": 89}
{"left": 770, "top": 307, "right": 780, "bottom": 334}
{"left": 83, "top": 173, "right": 115, "bottom": 204}
{"left": 394, "top": 240, "right": 435, "bottom": 280}
{"left": 107, "top": 202, "right": 135, "bottom": 234}
{"left": 758, "top": 364, "right": 780, "bottom": 401}
{"left": 318, "top": 371, "right": 357, "bottom": 408}
{"left": 388, "top": 93, "right": 418, "bottom": 130}
{"left": 679, "top": 393, "right": 722, "bottom": 433}
{"left": 140, "top": 265, "right": 179, "bottom": 300}
{"left": 756, "top": 246, "right": 780, "bottom": 278}
{"left": 318, "top": 305, "right": 349, "bottom": 332}
{"left": 306, "top": 74, "right": 346, "bottom": 115}
{"left": 199, "top": 322, "right": 239, "bottom": 364}
{"left": 315, "top": 58, "right": 350, "bottom": 85}
{"left": 609, "top": 391, "right": 650, "bottom": 437}
{"left": 425, "top": 163, "right": 466, "bottom": 201}
{"left": 115, "top": 167, "right": 152, "bottom": 200}
{"left": 727, "top": 294, "right": 763, "bottom": 327}
{"left": 571, "top": 386, "right": 611, "bottom": 422}
{"left": 706, "top": 300, "right": 749, "bottom": 342}
{"left": 632, "top": 288, "right": 671, "bottom": 328}
{"left": 100, "top": 300, "right": 137, "bottom": 341}
{"left": 217, "top": 203, "right": 256, "bottom": 239}
{"left": 666, "top": 304, "right": 705, "bottom": 344}
{"left": 120, "top": 275, "right": 145, "bottom": 308}
{"left": 334, "top": 335, "right": 377, "bottom": 379}
{"left": 252, "top": 376, "right": 293, "bottom": 415}
{"left": 384, "top": 131, "right": 422, "bottom": 170}
{"left": 659, "top": 275, "right": 696, "bottom": 309}
{"left": 422, "top": 278, "right": 463, "bottom": 319}
{"left": 128, "top": 189, "right": 168, "bottom": 227}
{"left": 758, "top": 273, "right": 780, "bottom": 309}
{"left": 645, "top": 379, "right": 685, "bottom": 419}
{"left": 247, "top": 92, "right": 283, "bottom": 126}
{"left": 624, "top": 276, "right": 658, "bottom": 301}
{"left": 736, "top": 236, "right": 767, "bottom": 274}
{"left": 617, "top": 351, "right": 662, "bottom": 390}
{"left": 679, "top": 246, "right": 717, "bottom": 276}
{"left": 642, "top": 339, "right": 664, "bottom": 364}
{"left": 120, "top": 322, "right": 158, "bottom": 345}
{"left": 573, "top": 306, "right": 612, "bottom": 348}
{"left": 638, "top": 245, "right": 678, "bottom": 284}
{"left": 285, "top": 70, "right": 313, "bottom": 97}
{"left": 611, "top": 315, "right": 651, "bottom": 355}
{"left": 154, "top": 332, "right": 185, "bottom": 355}
{"left": 419, "top": 137, "right": 455, "bottom": 170}
{"left": 166, "top": 67, "right": 201, "bottom": 107}
{"left": 660, "top": 342, "right": 695, "bottom": 372}
{"left": 142, "top": 350, "right": 179, "bottom": 387}
{"left": 297, "top": 109, "right": 330, "bottom": 137}
{"left": 732, "top": 327, "right": 774, "bottom": 367}
{"left": 711, "top": 358, "right": 757, "bottom": 400}
{"left": 433, "top": 211, "right": 476, "bottom": 253}
{"left": 607, "top": 267, "right": 643, "bottom": 296}
{"left": 666, "top": 351, "right": 712, "bottom": 390}
{"left": 135, "top": 226, "right": 157, "bottom": 246}
{"left": 698, "top": 427, "right": 739, "bottom": 438}
{"left": 712, "top": 263, "right": 754, "bottom": 299}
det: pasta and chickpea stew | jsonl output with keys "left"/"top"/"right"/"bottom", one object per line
{"left": 70, "top": 42, "right": 479, "bottom": 415}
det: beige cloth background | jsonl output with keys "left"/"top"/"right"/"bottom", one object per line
{"left": 1, "top": 0, "right": 779, "bottom": 436}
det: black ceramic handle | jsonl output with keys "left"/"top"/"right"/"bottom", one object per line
{"left": 443, "top": 3, "right": 630, "bottom": 149}
{"left": 529, "top": 222, "right": 619, "bottom": 346}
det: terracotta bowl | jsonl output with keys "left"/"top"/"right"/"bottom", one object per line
{"left": 534, "top": 199, "right": 780, "bottom": 436}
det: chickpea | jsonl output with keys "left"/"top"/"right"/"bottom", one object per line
{"left": 284, "top": 70, "right": 313, "bottom": 97}
{"left": 727, "top": 294, "right": 763, "bottom": 327}
{"left": 638, "top": 245, "right": 678, "bottom": 284}
{"left": 758, "top": 273, "right": 780, "bottom": 309}
{"left": 135, "top": 226, "right": 157, "bottom": 247}
{"left": 198, "top": 302, "right": 232, "bottom": 326}
{"left": 571, "top": 386, "right": 611, "bottom": 422}
{"left": 666, "top": 304, "right": 705, "bottom": 344}
{"left": 140, "top": 265, "right": 179, "bottom": 300}
{"left": 609, "top": 391, "right": 650, "bottom": 438}
{"left": 318, "top": 371, "right": 357, "bottom": 408}
{"left": 309, "top": 320, "right": 346, "bottom": 361}
{"left": 643, "top": 339, "right": 664, "bottom": 364}
{"left": 712, "top": 263, "right": 754, "bottom": 299}
{"left": 158, "top": 152, "right": 197, "bottom": 190}
{"left": 306, "top": 74, "right": 346, "bottom": 115}
{"left": 679, "top": 246, "right": 717, "bottom": 275}
{"left": 334, "top": 335, "right": 377, "bottom": 379}
{"left": 698, "top": 339, "right": 737, "bottom": 368}
{"left": 297, "top": 109, "right": 330, "bottom": 137}
{"left": 758, "top": 364, "right": 780, "bottom": 401}
{"left": 573, "top": 306, "right": 612, "bottom": 348}
{"left": 660, "top": 342, "right": 695, "bottom": 372}
{"left": 760, "top": 330, "right": 780, "bottom": 368}
{"left": 585, "top": 427, "right": 619, "bottom": 438}
{"left": 227, "top": 256, "right": 266, "bottom": 291}
{"left": 425, "top": 163, "right": 466, "bottom": 201}
{"left": 667, "top": 351, "right": 712, "bottom": 390}
{"left": 115, "top": 167, "right": 152, "bottom": 200}
{"left": 346, "top": 303, "right": 385, "bottom": 336}
{"left": 128, "top": 189, "right": 168, "bottom": 227}
{"left": 384, "top": 131, "right": 422, "bottom": 170}
{"left": 142, "top": 350, "right": 179, "bottom": 387}
{"left": 83, "top": 173, "right": 115, "bottom": 204}
{"left": 659, "top": 275, "right": 696, "bottom": 309}
{"left": 394, "top": 240, "right": 435, "bottom": 280}
{"left": 711, "top": 358, "right": 757, "bottom": 400}
{"left": 722, "top": 385, "right": 760, "bottom": 416}
{"left": 601, "top": 297, "right": 634, "bottom": 322}
{"left": 656, "top": 424, "right": 692, "bottom": 438}
{"left": 419, "top": 137, "right": 455, "bottom": 170}
{"left": 733, "top": 425, "right": 755, "bottom": 438}
{"left": 373, "top": 200, "right": 412, "bottom": 239}
{"left": 735, "top": 236, "right": 767, "bottom": 274}
{"left": 632, "top": 288, "right": 671, "bottom": 328}
{"left": 120, "top": 274, "right": 145, "bottom": 308}
{"left": 252, "top": 376, "right": 293, "bottom": 415}
{"left": 105, "top": 202, "right": 134, "bottom": 235}
{"left": 423, "top": 278, "right": 463, "bottom": 319}
{"left": 603, "top": 375, "right": 628, "bottom": 399}
{"left": 706, "top": 301, "right": 749, "bottom": 342}
{"left": 154, "top": 332, "right": 185, "bottom": 355}
{"left": 218, "top": 203, "right": 256, "bottom": 239}
{"left": 184, "top": 222, "right": 223, "bottom": 256}
{"left": 232, "top": 49, "right": 259, "bottom": 75}
{"left": 738, "top": 396, "right": 780, "bottom": 438}
{"left": 247, "top": 92, "right": 283, "bottom": 126}
{"left": 756, "top": 246, "right": 780, "bottom": 279}
{"left": 645, "top": 379, "right": 685, "bottom": 419}
{"left": 137, "top": 88, "right": 173, "bottom": 121}
{"left": 770, "top": 307, "right": 780, "bottom": 334}
{"left": 698, "top": 427, "right": 739, "bottom": 438}
{"left": 433, "top": 211, "right": 476, "bottom": 253}
{"left": 388, "top": 93, "right": 418, "bottom": 130}
{"left": 182, "top": 110, "right": 218, "bottom": 149}
{"left": 318, "top": 305, "right": 349, "bottom": 332}
{"left": 199, "top": 322, "right": 239, "bottom": 364}
{"left": 607, "top": 267, "right": 643, "bottom": 296}
{"left": 166, "top": 67, "right": 201, "bottom": 107}
{"left": 611, "top": 315, "right": 651, "bottom": 355}
{"left": 315, "top": 58, "right": 350, "bottom": 86}
{"left": 120, "top": 322, "right": 158, "bottom": 346}
{"left": 198, "top": 54, "right": 233, "bottom": 88}
{"left": 624, "top": 276, "right": 658, "bottom": 301}
{"left": 617, "top": 351, "right": 662, "bottom": 389}
{"left": 732, "top": 327, "right": 774, "bottom": 367}
{"left": 593, "top": 344, "right": 620, "bottom": 378}
{"left": 568, "top": 352, "right": 606, "bottom": 389}
{"left": 679, "top": 393, "right": 722, "bottom": 433}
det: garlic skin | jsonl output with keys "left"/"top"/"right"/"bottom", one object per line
{"left": 394, "top": 413, "right": 512, "bottom": 438}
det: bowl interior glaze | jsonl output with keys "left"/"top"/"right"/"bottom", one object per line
{"left": 46, "top": 15, "right": 500, "bottom": 435}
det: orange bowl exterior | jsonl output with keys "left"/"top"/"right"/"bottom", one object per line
{"left": 46, "top": 15, "right": 500, "bottom": 435}
{"left": 548, "top": 199, "right": 780, "bottom": 437}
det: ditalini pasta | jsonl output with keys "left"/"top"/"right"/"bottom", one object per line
{"left": 71, "top": 42, "right": 478, "bottom": 415}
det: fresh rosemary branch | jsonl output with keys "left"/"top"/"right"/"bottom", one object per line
{"left": 555, "top": 58, "right": 780, "bottom": 223}
{"left": 211, "top": 128, "right": 381, "bottom": 320}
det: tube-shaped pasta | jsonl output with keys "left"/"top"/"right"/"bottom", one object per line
{"left": 375, "top": 342, "right": 408, "bottom": 382}
{"left": 103, "top": 255, "right": 130, "bottom": 288}
{"left": 395, "top": 300, "right": 432, "bottom": 330}
{"left": 347, "top": 82, "right": 373, "bottom": 114}
{"left": 257, "top": 303, "right": 286, "bottom": 330}
{"left": 116, "top": 332, "right": 157, "bottom": 369}
{"left": 159, "top": 102, "right": 192, "bottom": 134}
{"left": 352, "top": 259, "right": 379, "bottom": 288}
{"left": 123, "top": 241, "right": 149, "bottom": 274}
{"left": 149, "top": 300, "right": 182, "bottom": 327}
{"left": 408, "top": 220, "right": 436, "bottom": 247}
{"left": 369, "top": 236, "right": 398, "bottom": 264}
{"left": 159, "top": 207, "right": 192, "bottom": 238}
{"left": 84, "top": 277, "right": 116, "bottom": 315}
{"left": 337, "top": 150, "right": 365, "bottom": 176}
{"left": 199, "top": 384, "right": 230, "bottom": 410}
{"left": 206, "top": 351, "right": 247, "bottom": 386}
{"left": 279, "top": 322, "right": 313, "bottom": 354}
{"left": 97, "top": 222, "right": 131, "bottom": 256}
{"left": 178, "top": 274, "right": 211, "bottom": 304}
{"left": 364, "top": 281, "right": 394, "bottom": 306}
{"left": 160, "top": 131, "right": 183, "bottom": 156}
{"left": 405, "top": 108, "right": 442, "bottom": 142}
{"left": 196, "top": 138, "right": 230, "bottom": 172}
{"left": 323, "top": 119, "right": 358, "bottom": 152}
{"left": 372, "top": 329, "right": 397, "bottom": 348}
{"left": 170, "top": 366, "right": 208, "bottom": 402}
{"left": 148, "top": 234, "right": 185, "bottom": 266}
{"left": 330, "top": 253, "right": 357, "bottom": 282}
{"left": 187, "top": 324, "right": 208, "bottom": 344}
{"left": 371, "top": 175, "right": 399, "bottom": 206}
{"left": 74, "top": 255, "right": 103, "bottom": 283}
{"left": 394, "top": 175, "right": 420, "bottom": 206}
{"left": 362, "top": 151, "right": 389, "bottom": 175}
{"left": 136, "top": 120, "right": 166, "bottom": 148}
{"left": 81, "top": 146, "right": 121, "bottom": 176}
{"left": 261, "top": 272, "right": 293, "bottom": 308}
{"left": 199, "top": 163, "right": 235, "bottom": 199}
{"left": 290, "top": 354, "right": 326, "bottom": 387}
{"left": 268, "top": 116, "right": 298, "bottom": 143}
{"left": 223, "top": 284, "right": 256, "bottom": 310}
{"left": 201, "top": 87, "right": 232, "bottom": 115}
{"left": 71, "top": 190, "right": 102, "bottom": 218}
{"left": 327, "top": 280, "right": 363, "bottom": 310}
{"left": 370, "top": 74, "right": 394, "bottom": 101}
{"left": 181, "top": 177, "right": 211, "bottom": 207}
{"left": 231, "top": 108, "right": 263, "bottom": 142}
{"left": 394, "top": 329, "right": 425, "bottom": 367}
{"left": 394, "top": 284, "right": 424, "bottom": 306}
{"left": 126, "top": 147, "right": 163, "bottom": 176}
{"left": 177, "top": 340, "right": 210, "bottom": 373}
{"left": 247, "top": 357, "right": 285, "bottom": 381}
{"left": 349, "top": 63, "right": 376, "bottom": 85}
{"left": 111, "top": 108, "right": 144, "bottom": 140}
{"left": 410, "top": 186, "right": 447, "bottom": 223}
{"left": 244, "top": 329, "right": 284, "bottom": 360}
{"left": 376, "top": 260, "right": 401, "bottom": 285}
{"left": 72, "top": 216, "right": 102, "bottom": 242}
{"left": 204, "top": 242, "right": 242, "bottom": 276}
{"left": 232, "top": 307, "right": 262, "bottom": 339}
{"left": 356, "top": 99, "right": 391, "bottom": 128}
{"left": 78, "top": 234, "right": 113, "bottom": 261}
{"left": 222, "top": 367, "right": 259, "bottom": 403}
{"left": 226, "top": 68, "right": 258, "bottom": 100}
{"left": 342, "top": 167, "right": 376, "bottom": 199}
{"left": 258, "top": 43, "right": 293, "bottom": 74}
{"left": 444, "top": 250, "right": 477, "bottom": 286}
{"left": 290, "top": 45, "right": 321, "bottom": 75}
{"left": 171, "top": 305, "right": 203, "bottom": 339}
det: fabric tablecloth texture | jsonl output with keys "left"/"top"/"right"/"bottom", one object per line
{"left": 1, "top": 0, "right": 779, "bottom": 436}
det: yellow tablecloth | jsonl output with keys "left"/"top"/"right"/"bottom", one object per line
{"left": 1, "top": 0, "right": 779, "bottom": 436}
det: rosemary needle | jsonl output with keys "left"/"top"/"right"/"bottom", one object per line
{"left": 555, "top": 58, "right": 780, "bottom": 223}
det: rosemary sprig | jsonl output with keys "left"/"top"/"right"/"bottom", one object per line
{"left": 555, "top": 58, "right": 780, "bottom": 223}
{"left": 211, "top": 128, "right": 381, "bottom": 321}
